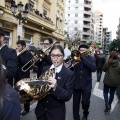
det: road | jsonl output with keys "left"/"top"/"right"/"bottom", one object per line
{"left": 20, "top": 71, "right": 120, "bottom": 120}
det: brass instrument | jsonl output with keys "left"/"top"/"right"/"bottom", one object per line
{"left": 65, "top": 46, "right": 94, "bottom": 68}
{"left": 15, "top": 69, "right": 54, "bottom": 103}
{"left": 21, "top": 41, "right": 58, "bottom": 72}
{"left": 17, "top": 47, "right": 30, "bottom": 56}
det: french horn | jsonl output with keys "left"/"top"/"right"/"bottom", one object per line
{"left": 15, "top": 69, "right": 54, "bottom": 103}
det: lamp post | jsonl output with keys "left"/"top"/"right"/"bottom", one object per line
{"left": 10, "top": 1, "right": 28, "bottom": 40}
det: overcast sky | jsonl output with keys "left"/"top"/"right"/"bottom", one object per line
{"left": 93, "top": 0, "right": 120, "bottom": 39}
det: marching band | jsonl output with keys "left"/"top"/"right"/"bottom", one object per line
{"left": 0, "top": 29, "right": 116, "bottom": 120}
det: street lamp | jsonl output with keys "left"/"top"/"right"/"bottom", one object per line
{"left": 11, "top": 1, "right": 28, "bottom": 40}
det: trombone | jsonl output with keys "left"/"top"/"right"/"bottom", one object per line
{"left": 65, "top": 46, "right": 94, "bottom": 69}
{"left": 17, "top": 47, "right": 30, "bottom": 56}
{"left": 21, "top": 41, "right": 58, "bottom": 72}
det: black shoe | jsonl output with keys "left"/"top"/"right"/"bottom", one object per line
{"left": 104, "top": 103, "right": 110, "bottom": 112}
{"left": 82, "top": 115, "right": 88, "bottom": 120}
{"left": 21, "top": 110, "right": 29, "bottom": 116}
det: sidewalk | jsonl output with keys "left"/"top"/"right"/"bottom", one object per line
{"left": 21, "top": 72, "right": 120, "bottom": 120}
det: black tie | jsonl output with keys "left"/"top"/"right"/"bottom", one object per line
{"left": 52, "top": 68, "right": 55, "bottom": 73}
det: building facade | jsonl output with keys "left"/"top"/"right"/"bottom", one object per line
{"left": 102, "top": 28, "right": 112, "bottom": 55}
{"left": 93, "top": 10, "right": 103, "bottom": 43}
{"left": 116, "top": 18, "right": 120, "bottom": 39}
{"left": 64, "top": 0, "right": 93, "bottom": 43}
{"left": 0, "top": 0, "right": 65, "bottom": 48}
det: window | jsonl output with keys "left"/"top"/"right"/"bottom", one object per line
{"left": 69, "top": 0, "right": 71, "bottom": 3}
{"left": 4, "top": 30, "right": 12, "bottom": 46}
{"left": 75, "top": 7, "right": 78, "bottom": 10}
{"left": 76, "top": 0, "right": 79, "bottom": 3}
{"left": 74, "top": 27, "right": 78, "bottom": 31}
{"left": 75, "top": 20, "right": 78, "bottom": 24}
{"left": 75, "top": 13, "right": 78, "bottom": 17}
{"left": 68, "top": 14, "right": 70, "bottom": 17}
{"left": 24, "top": 34, "right": 32, "bottom": 45}
{"left": 68, "top": 7, "right": 70, "bottom": 10}
{"left": 43, "top": 9, "right": 47, "bottom": 16}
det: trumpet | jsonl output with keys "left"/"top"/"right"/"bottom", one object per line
{"left": 21, "top": 41, "right": 58, "bottom": 72}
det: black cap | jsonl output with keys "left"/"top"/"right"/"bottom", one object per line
{"left": 78, "top": 44, "right": 89, "bottom": 50}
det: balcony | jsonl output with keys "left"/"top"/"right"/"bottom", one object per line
{"left": 83, "top": 18, "right": 91, "bottom": 22}
{"left": 83, "top": 24, "right": 90, "bottom": 29}
{"left": 4, "top": 2, "right": 55, "bottom": 32}
{"left": 84, "top": 11, "right": 92, "bottom": 16}
{"left": 82, "top": 31, "right": 91, "bottom": 35}
{"left": 28, "top": 11, "right": 55, "bottom": 32}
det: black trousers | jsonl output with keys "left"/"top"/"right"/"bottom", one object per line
{"left": 97, "top": 68, "right": 103, "bottom": 82}
{"left": 37, "top": 114, "right": 47, "bottom": 120}
{"left": 73, "top": 89, "right": 91, "bottom": 120}
{"left": 24, "top": 102, "right": 30, "bottom": 111}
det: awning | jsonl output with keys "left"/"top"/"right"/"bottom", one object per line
{"left": 86, "top": 41, "right": 91, "bottom": 45}
{"left": 96, "top": 42, "right": 101, "bottom": 45}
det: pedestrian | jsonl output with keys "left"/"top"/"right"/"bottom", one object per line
{"left": 116, "top": 53, "right": 120, "bottom": 101}
{"left": 96, "top": 50, "right": 106, "bottom": 82}
{"left": 102, "top": 51, "right": 120, "bottom": 112}
{"left": 0, "top": 56, "right": 21, "bottom": 120}
{"left": 73, "top": 44, "right": 96, "bottom": 120}
{"left": 35, "top": 44, "right": 74, "bottom": 120}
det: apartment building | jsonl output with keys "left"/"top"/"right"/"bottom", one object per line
{"left": 0, "top": 0, "right": 65, "bottom": 48}
{"left": 64, "top": 0, "right": 93, "bottom": 43}
{"left": 116, "top": 18, "right": 120, "bottom": 39}
{"left": 103, "top": 28, "right": 112, "bottom": 55}
{"left": 93, "top": 10, "right": 103, "bottom": 43}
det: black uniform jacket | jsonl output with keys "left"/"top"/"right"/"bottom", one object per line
{"left": 35, "top": 65, "right": 74, "bottom": 120}
{"left": 74, "top": 56, "right": 96, "bottom": 90}
{"left": 0, "top": 45, "right": 18, "bottom": 86}
{"left": 16, "top": 50, "right": 32, "bottom": 82}
{"left": 37, "top": 54, "right": 52, "bottom": 78}
{"left": 2, "top": 83, "right": 21, "bottom": 120}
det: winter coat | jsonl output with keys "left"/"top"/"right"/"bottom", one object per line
{"left": 96, "top": 54, "right": 106, "bottom": 69}
{"left": 102, "top": 59, "right": 120, "bottom": 87}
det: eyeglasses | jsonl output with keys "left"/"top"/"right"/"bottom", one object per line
{"left": 51, "top": 54, "right": 63, "bottom": 58}
{"left": 43, "top": 43, "right": 50, "bottom": 45}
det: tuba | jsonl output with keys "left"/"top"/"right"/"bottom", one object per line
{"left": 15, "top": 69, "right": 54, "bottom": 103}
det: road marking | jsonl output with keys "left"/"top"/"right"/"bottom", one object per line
{"left": 30, "top": 101, "right": 37, "bottom": 111}
{"left": 92, "top": 82, "right": 118, "bottom": 112}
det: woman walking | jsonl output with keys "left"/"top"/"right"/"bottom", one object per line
{"left": 103, "top": 51, "right": 120, "bottom": 112}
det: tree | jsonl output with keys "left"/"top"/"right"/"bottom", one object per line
{"left": 64, "top": 29, "right": 82, "bottom": 50}
{"left": 108, "top": 39, "right": 120, "bottom": 53}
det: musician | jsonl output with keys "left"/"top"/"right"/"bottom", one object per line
{"left": 73, "top": 44, "right": 96, "bottom": 120}
{"left": 0, "top": 27, "right": 18, "bottom": 86}
{"left": 15, "top": 40, "right": 32, "bottom": 116}
{"left": 0, "top": 55, "right": 21, "bottom": 120}
{"left": 35, "top": 44, "right": 74, "bottom": 120}
{"left": 37, "top": 38, "right": 52, "bottom": 77}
